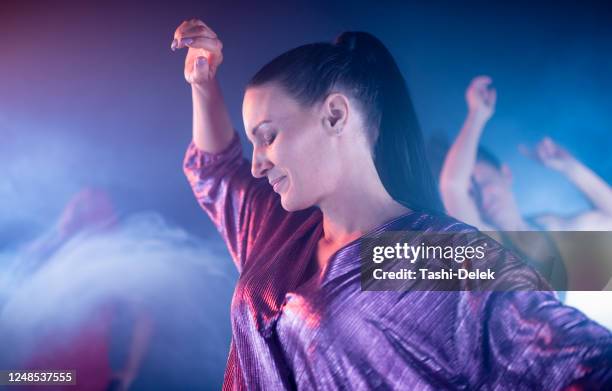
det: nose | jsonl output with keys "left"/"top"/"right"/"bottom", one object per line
{"left": 251, "top": 147, "right": 272, "bottom": 178}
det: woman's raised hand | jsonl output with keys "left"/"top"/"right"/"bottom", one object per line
{"left": 466, "top": 75, "right": 497, "bottom": 122}
{"left": 171, "top": 18, "right": 223, "bottom": 85}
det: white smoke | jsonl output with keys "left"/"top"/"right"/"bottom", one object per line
{"left": 0, "top": 212, "right": 236, "bottom": 388}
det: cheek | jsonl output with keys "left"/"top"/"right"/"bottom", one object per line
{"left": 281, "top": 130, "right": 325, "bottom": 180}
{"left": 285, "top": 154, "right": 330, "bottom": 206}
{"left": 290, "top": 159, "right": 324, "bottom": 195}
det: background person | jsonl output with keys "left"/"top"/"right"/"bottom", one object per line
{"left": 1, "top": 188, "right": 152, "bottom": 391}
{"left": 439, "top": 76, "right": 568, "bottom": 291}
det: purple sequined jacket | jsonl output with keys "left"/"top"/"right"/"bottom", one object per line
{"left": 184, "top": 133, "right": 612, "bottom": 390}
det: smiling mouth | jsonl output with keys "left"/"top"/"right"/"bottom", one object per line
{"left": 270, "top": 176, "right": 287, "bottom": 192}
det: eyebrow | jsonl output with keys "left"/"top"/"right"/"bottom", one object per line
{"left": 251, "top": 120, "right": 272, "bottom": 136}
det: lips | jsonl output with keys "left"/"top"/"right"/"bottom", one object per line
{"left": 269, "top": 176, "right": 287, "bottom": 192}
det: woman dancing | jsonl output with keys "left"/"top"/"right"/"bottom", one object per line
{"left": 174, "top": 18, "right": 612, "bottom": 390}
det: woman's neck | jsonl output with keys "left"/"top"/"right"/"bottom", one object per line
{"left": 317, "top": 173, "right": 410, "bottom": 247}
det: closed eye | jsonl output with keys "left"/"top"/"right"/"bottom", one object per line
{"left": 263, "top": 133, "right": 276, "bottom": 146}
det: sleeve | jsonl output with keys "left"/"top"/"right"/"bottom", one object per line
{"left": 460, "top": 290, "right": 612, "bottom": 390}
{"left": 183, "top": 132, "right": 284, "bottom": 273}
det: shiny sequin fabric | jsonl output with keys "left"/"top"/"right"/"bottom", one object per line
{"left": 184, "top": 133, "right": 612, "bottom": 390}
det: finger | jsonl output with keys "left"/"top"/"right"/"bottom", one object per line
{"left": 194, "top": 20, "right": 218, "bottom": 38}
{"left": 172, "top": 21, "right": 192, "bottom": 51}
{"left": 196, "top": 55, "right": 210, "bottom": 72}
{"left": 541, "top": 143, "right": 556, "bottom": 160}
{"left": 472, "top": 75, "right": 492, "bottom": 84}
{"left": 543, "top": 137, "right": 557, "bottom": 152}
{"left": 542, "top": 138, "right": 555, "bottom": 155}
{"left": 174, "top": 37, "right": 193, "bottom": 49}
{"left": 534, "top": 141, "right": 550, "bottom": 161}
{"left": 173, "top": 32, "right": 210, "bottom": 51}
{"left": 557, "top": 144, "right": 571, "bottom": 158}
{"left": 482, "top": 88, "right": 493, "bottom": 106}
{"left": 181, "top": 24, "right": 216, "bottom": 38}
{"left": 173, "top": 19, "right": 213, "bottom": 42}
{"left": 183, "top": 36, "right": 223, "bottom": 53}
{"left": 193, "top": 56, "right": 211, "bottom": 81}
{"left": 178, "top": 19, "right": 217, "bottom": 39}
{"left": 487, "top": 88, "right": 497, "bottom": 106}
{"left": 173, "top": 19, "right": 193, "bottom": 38}
{"left": 471, "top": 75, "right": 492, "bottom": 88}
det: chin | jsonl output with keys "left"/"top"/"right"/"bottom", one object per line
{"left": 280, "top": 197, "right": 302, "bottom": 212}
{"left": 279, "top": 192, "right": 313, "bottom": 212}
{"left": 280, "top": 197, "right": 295, "bottom": 212}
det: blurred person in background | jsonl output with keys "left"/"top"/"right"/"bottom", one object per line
{"left": 439, "top": 76, "right": 612, "bottom": 326}
{"left": 439, "top": 76, "right": 568, "bottom": 291}
{"left": 1, "top": 188, "right": 152, "bottom": 391}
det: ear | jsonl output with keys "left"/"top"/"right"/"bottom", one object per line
{"left": 321, "top": 92, "right": 350, "bottom": 136}
{"left": 501, "top": 164, "right": 513, "bottom": 184}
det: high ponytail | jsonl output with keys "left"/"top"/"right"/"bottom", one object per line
{"left": 248, "top": 31, "right": 443, "bottom": 214}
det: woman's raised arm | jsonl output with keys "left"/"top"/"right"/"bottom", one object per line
{"left": 174, "top": 19, "right": 294, "bottom": 273}
{"left": 172, "top": 18, "right": 234, "bottom": 153}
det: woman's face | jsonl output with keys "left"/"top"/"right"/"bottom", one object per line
{"left": 472, "top": 161, "right": 518, "bottom": 227}
{"left": 242, "top": 83, "right": 341, "bottom": 211}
